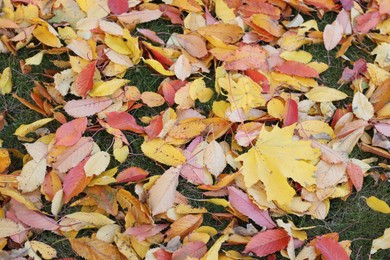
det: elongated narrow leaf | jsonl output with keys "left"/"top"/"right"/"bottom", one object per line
{"left": 315, "top": 236, "right": 349, "bottom": 260}
{"left": 64, "top": 97, "right": 112, "bottom": 118}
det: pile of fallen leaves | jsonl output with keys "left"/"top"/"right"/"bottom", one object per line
{"left": 0, "top": 0, "right": 390, "bottom": 258}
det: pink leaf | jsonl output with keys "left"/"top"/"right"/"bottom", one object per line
{"left": 64, "top": 97, "right": 112, "bottom": 118}
{"left": 116, "top": 167, "right": 149, "bottom": 183}
{"left": 108, "top": 0, "right": 129, "bottom": 15}
{"left": 315, "top": 237, "right": 349, "bottom": 260}
{"left": 323, "top": 21, "right": 343, "bottom": 51}
{"left": 63, "top": 158, "right": 92, "bottom": 203}
{"left": 172, "top": 241, "right": 207, "bottom": 260}
{"left": 283, "top": 98, "right": 298, "bottom": 127}
{"left": 55, "top": 117, "right": 88, "bottom": 147}
{"left": 137, "top": 28, "right": 165, "bottom": 45}
{"left": 53, "top": 137, "right": 94, "bottom": 173}
{"left": 346, "top": 162, "right": 364, "bottom": 192}
{"left": 125, "top": 224, "right": 168, "bottom": 241}
{"left": 340, "top": 0, "right": 353, "bottom": 10}
{"left": 118, "top": 9, "right": 163, "bottom": 25}
{"left": 74, "top": 61, "right": 96, "bottom": 98}
{"left": 354, "top": 11, "right": 380, "bottom": 34}
{"left": 175, "top": 34, "right": 208, "bottom": 58}
{"left": 12, "top": 200, "right": 58, "bottom": 231}
{"left": 244, "top": 229, "right": 290, "bottom": 257}
{"left": 275, "top": 61, "right": 319, "bottom": 78}
{"left": 375, "top": 123, "right": 390, "bottom": 137}
{"left": 159, "top": 5, "right": 183, "bottom": 25}
{"left": 106, "top": 111, "right": 144, "bottom": 133}
{"left": 228, "top": 187, "right": 275, "bottom": 229}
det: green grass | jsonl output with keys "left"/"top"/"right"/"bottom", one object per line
{"left": 0, "top": 11, "right": 389, "bottom": 260}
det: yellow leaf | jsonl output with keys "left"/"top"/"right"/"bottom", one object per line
{"left": 130, "top": 235, "right": 150, "bottom": 258}
{"left": 0, "top": 149, "right": 11, "bottom": 173}
{"left": 305, "top": 86, "right": 348, "bottom": 102}
{"left": 89, "top": 79, "right": 129, "bottom": 97}
{"left": 366, "top": 196, "right": 390, "bottom": 214}
{"left": 33, "top": 25, "right": 62, "bottom": 48}
{"left": 51, "top": 189, "right": 63, "bottom": 216}
{"left": 215, "top": 0, "right": 236, "bottom": 22}
{"left": 0, "top": 67, "right": 12, "bottom": 95}
{"left": 105, "top": 34, "right": 132, "bottom": 55}
{"left": 196, "top": 226, "right": 218, "bottom": 236}
{"left": 84, "top": 151, "right": 110, "bottom": 177}
{"left": 14, "top": 118, "right": 54, "bottom": 138}
{"left": 219, "top": 74, "right": 265, "bottom": 113}
{"left": 190, "top": 78, "right": 214, "bottom": 103}
{"left": 267, "top": 98, "right": 285, "bottom": 119}
{"left": 280, "top": 51, "right": 312, "bottom": 63}
{"left": 143, "top": 58, "right": 175, "bottom": 76}
{"left": 141, "top": 138, "right": 186, "bottom": 166}
{"left": 201, "top": 234, "right": 229, "bottom": 260}
{"left": 197, "top": 24, "right": 244, "bottom": 44}
{"left": 0, "top": 187, "right": 37, "bottom": 211}
{"left": 65, "top": 212, "right": 115, "bottom": 227}
{"left": 70, "top": 237, "right": 122, "bottom": 260}
{"left": 28, "top": 241, "right": 57, "bottom": 259}
{"left": 237, "top": 124, "right": 320, "bottom": 205}
{"left": 88, "top": 167, "right": 118, "bottom": 186}
{"left": 295, "top": 120, "right": 335, "bottom": 140}
{"left": 371, "top": 228, "right": 390, "bottom": 255}
{"left": 25, "top": 51, "right": 44, "bottom": 65}
{"left": 114, "top": 232, "right": 139, "bottom": 260}
{"left": 113, "top": 139, "right": 129, "bottom": 163}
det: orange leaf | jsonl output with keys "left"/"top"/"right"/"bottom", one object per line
{"left": 55, "top": 117, "right": 87, "bottom": 147}
{"left": 275, "top": 61, "right": 319, "bottom": 78}
{"left": 74, "top": 61, "right": 96, "bottom": 98}
{"left": 63, "top": 159, "right": 92, "bottom": 203}
{"left": 106, "top": 111, "right": 144, "bottom": 133}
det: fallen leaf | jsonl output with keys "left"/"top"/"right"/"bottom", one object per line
{"left": 244, "top": 229, "right": 290, "bottom": 257}
{"left": 141, "top": 138, "right": 186, "bottom": 166}
{"left": 366, "top": 196, "right": 390, "bottom": 214}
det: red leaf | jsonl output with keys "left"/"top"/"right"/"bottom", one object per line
{"left": 74, "top": 61, "right": 96, "bottom": 98}
{"left": 172, "top": 241, "right": 207, "bottom": 260}
{"left": 153, "top": 248, "right": 173, "bottom": 260}
{"left": 63, "top": 159, "right": 92, "bottom": 203}
{"left": 116, "top": 167, "right": 149, "bottom": 183}
{"left": 331, "top": 108, "right": 347, "bottom": 129}
{"left": 283, "top": 98, "right": 298, "bottom": 127}
{"left": 244, "top": 228, "right": 290, "bottom": 257}
{"left": 245, "top": 69, "right": 270, "bottom": 93}
{"left": 144, "top": 115, "right": 163, "bottom": 138}
{"left": 160, "top": 82, "right": 176, "bottom": 106}
{"left": 106, "top": 111, "right": 144, "bottom": 133}
{"left": 108, "top": 0, "right": 129, "bottom": 15}
{"left": 315, "top": 236, "right": 349, "bottom": 260}
{"left": 125, "top": 224, "right": 168, "bottom": 241}
{"left": 55, "top": 117, "right": 88, "bottom": 147}
{"left": 12, "top": 200, "right": 59, "bottom": 231}
{"left": 275, "top": 61, "right": 319, "bottom": 78}
{"left": 228, "top": 187, "right": 275, "bottom": 229}
{"left": 346, "top": 162, "right": 363, "bottom": 192}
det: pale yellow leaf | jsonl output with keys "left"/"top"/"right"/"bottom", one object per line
{"left": 0, "top": 67, "right": 12, "bottom": 95}
{"left": 17, "top": 159, "right": 47, "bottom": 193}
{"left": 148, "top": 166, "right": 180, "bottom": 215}
{"left": 25, "top": 51, "right": 45, "bottom": 65}
{"left": 305, "top": 86, "right": 348, "bottom": 102}
{"left": 97, "top": 224, "right": 121, "bottom": 243}
{"left": 114, "top": 232, "right": 139, "bottom": 260}
{"left": 190, "top": 78, "right": 213, "bottom": 103}
{"left": 29, "top": 240, "right": 57, "bottom": 259}
{"left": 0, "top": 218, "right": 25, "bottom": 238}
{"left": 371, "top": 228, "right": 390, "bottom": 255}
{"left": 51, "top": 189, "right": 63, "bottom": 216}
{"left": 84, "top": 151, "right": 110, "bottom": 177}
{"left": 174, "top": 54, "right": 192, "bottom": 81}
{"left": 366, "top": 196, "right": 390, "bottom": 214}
{"left": 204, "top": 141, "right": 226, "bottom": 177}
{"left": 267, "top": 98, "right": 285, "bottom": 119}
{"left": 352, "top": 92, "right": 374, "bottom": 121}
{"left": 215, "top": 0, "right": 236, "bottom": 22}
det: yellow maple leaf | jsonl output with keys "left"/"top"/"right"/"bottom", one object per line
{"left": 237, "top": 124, "right": 320, "bottom": 205}
{"left": 219, "top": 74, "right": 265, "bottom": 114}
